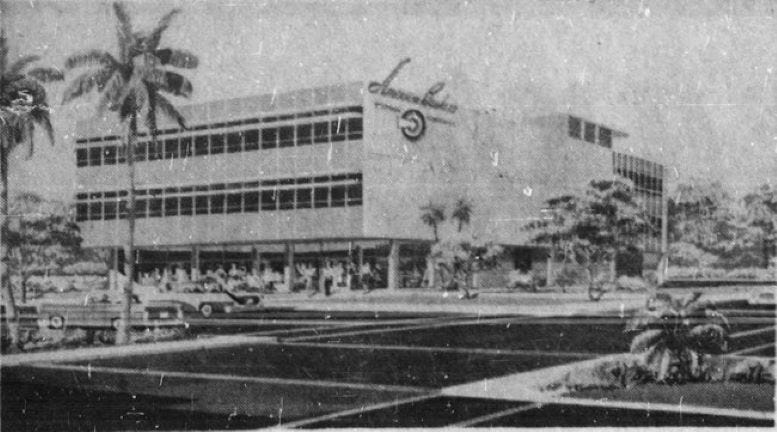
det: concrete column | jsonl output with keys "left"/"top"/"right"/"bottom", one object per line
{"left": 387, "top": 240, "right": 400, "bottom": 290}
{"left": 111, "top": 247, "right": 120, "bottom": 290}
{"left": 191, "top": 246, "right": 200, "bottom": 280}
{"left": 285, "top": 242, "right": 295, "bottom": 291}
{"left": 357, "top": 246, "right": 364, "bottom": 289}
{"left": 251, "top": 246, "right": 260, "bottom": 272}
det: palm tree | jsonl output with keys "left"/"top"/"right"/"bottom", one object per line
{"left": 0, "top": 32, "right": 63, "bottom": 349}
{"left": 451, "top": 198, "right": 472, "bottom": 233}
{"left": 420, "top": 202, "right": 445, "bottom": 241}
{"left": 62, "top": 2, "right": 197, "bottom": 344}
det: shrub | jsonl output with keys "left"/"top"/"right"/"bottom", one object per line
{"left": 554, "top": 265, "right": 587, "bottom": 287}
{"left": 616, "top": 275, "right": 650, "bottom": 292}
{"left": 61, "top": 261, "right": 109, "bottom": 276}
{"left": 725, "top": 267, "right": 776, "bottom": 281}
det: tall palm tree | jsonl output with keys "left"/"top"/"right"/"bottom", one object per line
{"left": 420, "top": 202, "right": 445, "bottom": 241}
{"left": 451, "top": 198, "right": 472, "bottom": 233}
{"left": 0, "top": 32, "right": 63, "bottom": 349}
{"left": 62, "top": 2, "right": 197, "bottom": 344}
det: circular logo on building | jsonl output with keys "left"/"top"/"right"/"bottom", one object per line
{"left": 398, "top": 109, "right": 426, "bottom": 141}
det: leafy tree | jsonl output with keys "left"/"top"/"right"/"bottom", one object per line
{"left": 0, "top": 32, "right": 63, "bottom": 349}
{"left": 62, "top": 2, "right": 197, "bottom": 344}
{"left": 420, "top": 201, "right": 445, "bottom": 241}
{"left": 7, "top": 193, "right": 82, "bottom": 302}
{"left": 432, "top": 232, "right": 503, "bottom": 299}
{"left": 627, "top": 292, "right": 730, "bottom": 383}
{"left": 451, "top": 198, "right": 472, "bottom": 233}
{"left": 741, "top": 183, "right": 777, "bottom": 268}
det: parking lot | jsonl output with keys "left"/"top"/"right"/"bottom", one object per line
{"left": 2, "top": 300, "right": 774, "bottom": 430}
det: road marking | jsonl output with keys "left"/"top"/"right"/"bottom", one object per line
{"left": 282, "top": 341, "right": 597, "bottom": 359}
{"left": 186, "top": 318, "right": 348, "bottom": 326}
{"left": 729, "top": 342, "right": 776, "bottom": 356}
{"left": 730, "top": 325, "right": 775, "bottom": 339}
{"left": 449, "top": 403, "right": 544, "bottom": 427}
{"left": 28, "top": 363, "right": 431, "bottom": 394}
{"left": 275, "top": 393, "right": 439, "bottom": 429}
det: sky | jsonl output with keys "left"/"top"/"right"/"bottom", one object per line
{"left": 2, "top": 0, "right": 776, "bottom": 201}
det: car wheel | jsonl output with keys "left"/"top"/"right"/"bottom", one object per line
{"left": 199, "top": 304, "right": 213, "bottom": 318}
{"left": 49, "top": 315, "right": 65, "bottom": 330}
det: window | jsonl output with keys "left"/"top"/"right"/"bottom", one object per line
{"left": 179, "top": 196, "right": 193, "bottom": 215}
{"left": 76, "top": 203, "right": 88, "bottom": 221}
{"left": 261, "top": 128, "right": 277, "bottom": 149}
{"left": 118, "top": 199, "right": 128, "bottom": 219}
{"left": 164, "top": 196, "right": 179, "bottom": 216}
{"left": 135, "top": 199, "right": 148, "bottom": 218}
{"left": 296, "top": 124, "right": 312, "bottom": 146}
{"left": 584, "top": 122, "right": 596, "bottom": 143}
{"left": 226, "top": 193, "right": 242, "bottom": 213}
{"left": 296, "top": 188, "right": 312, "bottom": 209}
{"left": 244, "top": 130, "right": 259, "bottom": 151}
{"left": 226, "top": 132, "right": 243, "bottom": 153}
{"left": 180, "top": 136, "right": 193, "bottom": 158}
{"left": 164, "top": 138, "right": 180, "bottom": 159}
{"left": 347, "top": 183, "right": 362, "bottom": 206}
{"left": 117, "top": 145, "right": 127, "bottom": 164}
{"left": 76, "top": 149, "right": 89, "bottom": 167}
{"left": 568, "top": 116, "right": 582, "bottom": 139}
{"left": 278, "top": 189, "right": 294, "bottom": 210}
{"left": 148, "top": 198, "right": 163, "bottom": 217}
{"left": 331, "top": 119, "right": 346, "bottom": 142}
{"left": 103, "top": 146, "right": 117, "bottom": 165}
{"left": 598, "top": 127, "right": 612, "bottom": 148}
{"left": 244, "top": 191, "right": 259, "bottom": 212}
{"left": 313, "top": 186, "right": 329, "bottom": 208}
{"left": 313, "top": 122, "right": 329, "bottom": 144}
{"left": 210, "top": 134, "right": 225, "bottom": 154}
{"left": 195, "top": 195, "right": 209, "bottom": 214}
{"left": 261, "top": 190, "right": 277, "bottom": 210}
{"left": 87, "top": 201, "right": 102, "bottom": 220}
{"left": 88, "top": 147, "right": 102, "bottom": 166}
{"left": 134, "top": 142, "right": 148, "bottom": 161}
{"left": 194, "top": 135, "right": 209, "bottom": 156}
{"left": 278, "top": 126, "right": 295, "bottom": 148}
{"left": 330, "top": 185, "right": 346, "bottom": 207}
{"left": 103, "top": 201, "right": 117, "bottom": 219}
{"left": 347, "top": 118, "right": 363, "bottom": 140}
{"left": 148, "top": 141, "right": 164, "bottom": 161}
{"left": 210, "top": 194, "right": 225, "bottom": 214}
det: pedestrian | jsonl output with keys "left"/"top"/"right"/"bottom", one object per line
{"left": 323, "top": 260, "right": 334, "bottom": 296}
{"left": 361, "top": 261, "right": 374, "bottom": 294}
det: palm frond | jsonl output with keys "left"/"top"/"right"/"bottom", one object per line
{"left": 629, "top": 329, "right": 664, "bottom": 354}
{"left": 64, "top": 50, "right": 117, "bottom": 70}
{"left": 30, "top": 107, "right": 55, "bottom": 145}
{"left": 160, "top": 71, "right": 192, "bottom": 98}
{"left": 95, "top": 73, "right": 124, "bottom": 114}
{"left": 155, "top": 93, "right": 186, "bottom": 129}
{"left": 112, "top": 2, "right": 134, "bottom": 41}
{"left": 7, "top": 55, "right": 40, "bottom": 76}
{"left": 144, "top": 83, "right": 158, "bottom": 140}
{"left": 146, "top": 9, "right": 181, "bottom": 50}
{"left": 62, "top": 69, "right": 113, "bottom": 105}
{"left": 0, "top": 32, "right": 8, "bottom": 75}
{"left": 154, "top": 48, "right": 198, "bottom": 69}
{"left": 26, "top": 67, "right": 65, "bottom": 83}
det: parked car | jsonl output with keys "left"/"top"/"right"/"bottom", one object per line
{"left": 748, "top": 286, "right": 776, "bottom": 306}
{"left": 135, "top": 280, "right": 260, "bottom": 318}
{"left": 36, "top": 295, "right": 184, "bottom": 331}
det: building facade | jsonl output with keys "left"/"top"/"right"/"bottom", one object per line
{"left": 74, "top": 80, "right": 666, "bottom": 288}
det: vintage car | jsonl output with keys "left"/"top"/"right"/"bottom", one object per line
{"left": 36, "top": 294, "right": 184, "bottom": 330}
{"left": 134, "top": 280, "right": 261, "bottom": 318}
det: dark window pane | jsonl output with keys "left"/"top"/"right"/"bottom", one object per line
{"left": 347, "top": 117, "right": 363, "bottom": 140}
{"left": 195, "top": 195, "right": 209, "bottom": 215}
{"left": 76, "top": 149, "right": 89, "bottom": 167}
{"left": 88, "top": 201, "right": 102, "bottom": 220}
{"left": 331, "top": 119, "right": 346, "bottom": 142}
{"left": 164, "top": 138, "right": 179, "bottom": 159}
{"left": 296, "top": 124, "right": 312, "bottom": 146}
{"left": 331, "top": 185, "right": 346, "bottom": 207}
{"left": 104, "top": 201, "right": 117, "bottom": 219}
{"left": 226, "top": 132, "right": 243, "bottom": 153}
{"left": 164, "top": 196, "right": 179, "bottom": 216}
{"left": 261, "top": 128, "right": 277, "bottom": 149}
{"left": 278, "top": 189, "right": 294, "bottom": 210}
{"left": 180, "top": 136, "right": 193, "bottom": 157}
{"left": 296, "top": 188, "right": 312, "bottom": 209}
{"left": 76, "top": 203, "right": 88, "bottom": 221}
{"left": 117, "top": 145, "right": 127, "bottom": 163}
{"left": 226, "top": 193, "right": 242, "bottom": 213}
{"left": 179, "top": 196, "right": 193, "bottom": 216}
{"left": 210, "top": 134, "right": 225, "bottom": 154}
{"left": 118, "top": 199, "right": 128, "bottom": 219}
{"left": 88, "top": 147, "right": 102, "bottom": 166}
{"left": 244, "top": 191, "right": 259, "bottom": 212}
{"left": 584, "top": 122, "right": 596, "bottom": 143}
{"left": 244, "top": 130, "right": 259, "bottom": 151}
{"left": 135, "top": 199, "right": 147, "bottom": 218}
{"left": 194, "top": 135, "right": 209, "bottom": 156}
{"left": 598, "top": 127, "right": 612, "bottom": 148}
{"left": 103, "top": 146, "right": 117, "bottom": 165}
{"left": 347, "top": 183, "right": 362, "bottom": 206}
{"left": 148, "top": 141, "right": 164, "bottom": 161}
{"left": 261, "top": 190, "right": 277, "bottom": 210}
{"left": 134, "top": 142, "right": 147, "bottom": 161}
{"left": 278, "top": 126, "right": 294, "bottom": 148}
{"left": 148, "top": 198, "right": 163, "bottom": 217}
{"left": 313, "top": 122, "right": 329, "bottom": 143}
{"left": 210, "top": 194, "right": 225, "bottom": 214}
{"left": 314, "top": 187, "right": 329, "bottom": 208}
{"left": 568, "top": 116, "right": 582, "bottom": 139}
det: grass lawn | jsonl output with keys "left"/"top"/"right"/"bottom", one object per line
{"left": 570, "top": 382, "right": 775, "bottom": 412}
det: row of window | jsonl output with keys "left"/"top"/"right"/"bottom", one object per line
{"left": 568, "top": 116, "right": 613, "bottom": 149}
{"left": 75, "top": 173, "right": 363, "bottom": 222}
{"left": 76, "top": 117, "right": 363, "bottom": 167}
{"left": 75, "top": 105, "right": 364, "bottom": 144}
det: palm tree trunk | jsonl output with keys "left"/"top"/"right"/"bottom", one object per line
{"left": 116, "top": 114, "right": 137, "bottom": 345}
{"left": 0, "top": 138, "right": 20, "bottom": 350}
